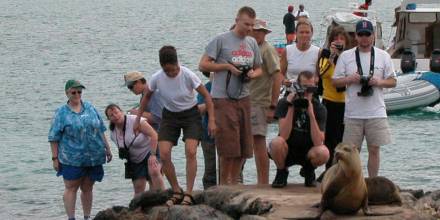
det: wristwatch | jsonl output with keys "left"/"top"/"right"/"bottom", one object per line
{"left": 269, "top": 105, "right": 277, "bottom": 110}
{"left": 286, "top": 101, "right": 293, "bottom": 107}
{"left": 51, "top": 156, "right": 58, "bottom": 161}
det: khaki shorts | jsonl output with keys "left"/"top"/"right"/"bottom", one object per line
{"left": 251, "top": 105, "right": 268, "bottom": 136}
{"left": 343, "top": 118, "right": 392, "bottom": 149}
{"left": 213, "top": 97, "right": 253, "bottom": 159}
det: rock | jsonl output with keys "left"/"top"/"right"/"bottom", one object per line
{"left": 94, "top": 206, "right": 148, "bottom": 220}
{"left": 95, "top": 184, "right": 437, "bottom": 220}
{"left": 401, "top": 189, "right": 425, "bottom": 199}
{"left": 400, "top": 192, "right": 417, "bottom": 208}
{"left": 239, "top": 215, "right": 267, "bottom": 220}
{"left": 129, "top": 189, "right": 171, "bottom": 211}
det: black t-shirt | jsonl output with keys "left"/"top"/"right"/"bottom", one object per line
{"left": 283, "top": 13, "right": 296, "bottom": 34}
{"left": 275, "top": 97, "right": 327, "bottom": 147}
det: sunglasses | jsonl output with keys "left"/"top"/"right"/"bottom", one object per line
{"left": 127, "top": 81, "right": 136, "bottom": 90}
{"left": 71, "top": 90, "right": 82, "bottom": 95}
{"left": 357, "top": 32, "right": 372, "bottom": 37}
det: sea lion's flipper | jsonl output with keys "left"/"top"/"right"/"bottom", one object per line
{"left": 321, "top": 181, "right": 342, "bottom": 210}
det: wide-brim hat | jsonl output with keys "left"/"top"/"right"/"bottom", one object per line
{"left": 124, "top": 71, "right": 144, "bottom": 85}
{"left": 253, "top": 19, "right": 272, "bottom": 33}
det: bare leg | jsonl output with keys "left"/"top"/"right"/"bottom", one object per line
{"left": 307, "top": 145, "right": 330, "bottom": 167}
{"left": 253, "top": 135, "right": 269, "bottom": 184}
{"left": 148, "top": 162, "right": 165, "bottom": 191}
{"left": 367, "top": 145, "right": 380, "bottom": 177}
{"left": 63, "top": 178, "right": 81, "bottom": 219}
{"left": 268, "top": 137, "right": 288, "bottom": 169}
{"left": 79, "top": 177, "right": 95, "bottom": 218}
{"left": 184, "top": 138, "right": 198, "bottom": 194}
{"left": 159, "top": 141, "right": 180, "bottom": 192}
{"left": 132, "top": 178, "right": 147, "bottom": 197}
{"left": 219, "top": 156, "right": 232, "bottom": 185}
{"left": 229, "top": 157, "right": 244, "bottom": 185}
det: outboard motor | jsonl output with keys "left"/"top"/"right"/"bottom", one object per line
{"left": 430, "top": 49, "right": 440, "bottom": 73}
{"left": 401, "top": 49, "right": 416, "bottom": 73}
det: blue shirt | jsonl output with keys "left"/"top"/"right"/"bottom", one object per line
{"left": 197, "top": 82, "right": 214, "bottom": 143}
{"left": 48, "top": 101, "right": 107, "bottom": 167}
{"left": 142, "top": 92, "right": 164, "bottom": 131}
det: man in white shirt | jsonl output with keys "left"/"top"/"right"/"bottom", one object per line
{"left": 296, "top": 4, "right": 310, "bottom": 19}
{"left": 332, "top": 20, "right": 396, "bottom": 177}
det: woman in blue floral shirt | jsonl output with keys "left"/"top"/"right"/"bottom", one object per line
{"left": 48, "top": 80, "right": 112, "bottom": 220}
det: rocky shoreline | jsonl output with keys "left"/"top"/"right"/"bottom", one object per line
{"left": 95, "top": 184, "right": 440, "bottom": 220}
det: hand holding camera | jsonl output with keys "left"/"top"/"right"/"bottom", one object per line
{"left": 347, "top": 73, "right": 361, "bottom": 85}
{"left": 228, "top": 62, "right": 252, "bottom": 83}
{"left": 357, "top": 75, "right": 374, "bottom": 97}
{"left": 291, "top": 83, "right": 317, "bottom": 110}
{"left": 330, "top": 42, "right": 344, "bottom": 55}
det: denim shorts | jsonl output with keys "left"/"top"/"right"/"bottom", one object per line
{"left": 126, "top": 152, "right": 161, "bottom": 181}
{"left": 57, "top": 163, "right": 104, "bottom": 182}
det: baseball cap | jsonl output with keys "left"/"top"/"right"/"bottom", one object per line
{"left": 124, "top": 71, "right": 144, "bottom": 85}
{"left": 65, "top": 79, "right": 85, "bottom": 91}
{"left": 288, "top": 5, "right": 294, "bottom": 12}
{"left": 356, "top": 20, "right": 374, "bottom": 34}
{"left": 253, "top": 19, "right": 272, "bottom": 33}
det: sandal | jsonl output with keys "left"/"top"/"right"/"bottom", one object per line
{"left": 165, "top": 188, "right": 184, "bottom": 207}
{"left": 180, "top": 193, "right": 195, "bottom": 206}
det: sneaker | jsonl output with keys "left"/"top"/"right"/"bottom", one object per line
{"left": 272, "top": 169, "right": 289, "bottom": 188}
{"left": 304, "top": 170, "right": 317, "bottom": 187}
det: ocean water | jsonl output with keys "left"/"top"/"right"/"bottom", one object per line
{"left": 1, "top": 0, "right": 439, "bottom": 219}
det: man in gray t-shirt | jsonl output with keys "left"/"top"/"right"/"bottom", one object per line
{"left": 199, "top": 6, "right": 262, "bottom": 185}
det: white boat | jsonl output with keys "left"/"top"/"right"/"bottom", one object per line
{"left": 384, "top": 73, "right": 440, "bottom": 111}
{"left": 320, "top": 3, "right": 385, "bottom": 50}
{"left": 320, "top": 1, "right": 440, "bottom": 112}
{"left": 386, "top": 0, "right": 440, "bottom": 73}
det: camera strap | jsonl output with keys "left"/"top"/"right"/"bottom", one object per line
{"left": 116, "top": 115, "right": 138, "bottom": 151}
{"left": 226, "top": 70, "right": 243, "bottom": 100}
{"left": 355, "top": 47, "right": 375, "bottom": 77}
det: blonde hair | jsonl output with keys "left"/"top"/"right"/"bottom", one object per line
{"left": 296, "top": 18, "right": 313, "bottom": 33}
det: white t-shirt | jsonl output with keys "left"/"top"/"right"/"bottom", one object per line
{"left": 296, "top": 10, "right": 310, "bottom": 18}
{"left": 333, "top": 47, "right": 396, "bottom": 118}
{"left": 285, "top": 44, "right": 320, "bottom": 81}
{"left": 148, "top": 66, "right": 201, "bottom": 112}
{"left": 110, "top": 115, "right": 151, "bottom": 163}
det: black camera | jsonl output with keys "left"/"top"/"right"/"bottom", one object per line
{"left": 228, "top": 61, "right": 252, "bottom": 83}
{"left": 292, "top": 83, "right": 317, "bottom": 109}
{"left": 118, "top": 148, "right": 129, "bottom": 160}
{"left": 335, "top": 44, "right": 344, "bottom": 51}
{"left": 357, "top": 76, "right": 374, "bottom": 97}
{"left": 237, "top": 65, "right": 252, "bottom": 83}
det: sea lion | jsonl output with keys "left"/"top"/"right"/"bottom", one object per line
{"left": 320, "top": 142, "right": 368, "bottom": 215}
{"left": 319, "top": 143, "right": 401, "bottom": 216}
{"left": 365, "top": 176, "right": 402, "bottom": 205}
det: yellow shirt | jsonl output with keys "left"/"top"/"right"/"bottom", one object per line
{"left": 321, "top": 59, "right": 345, "bottom": 103}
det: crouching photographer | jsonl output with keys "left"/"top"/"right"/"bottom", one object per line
{"left": 269, "top": 71, "right": 329, "bottom": 188}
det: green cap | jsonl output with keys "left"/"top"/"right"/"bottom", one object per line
{"left": 65, "top": 79, "right": 86, "bottom": 91}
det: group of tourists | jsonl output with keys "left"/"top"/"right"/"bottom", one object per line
{"left": 48, "top": 3, "right": 395, "bottom": 219}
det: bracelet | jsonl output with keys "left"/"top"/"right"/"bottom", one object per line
{"left": 269, "top": 105, "right": 276, "bottom": 110}
{"left": 51, "top": 157, "right": 58, "bottom": 161}
{"left": 150, "top": 150, "right": 157, "bottom": 155}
